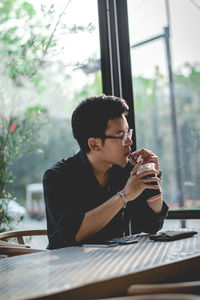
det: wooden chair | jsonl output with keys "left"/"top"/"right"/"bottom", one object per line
{"left": 127, "top": 281, "right": 200, "bottom": 297}
{"left": 102, "top": 294, "right": 200, "bottom": 300}
{"left": 0, "top": 229, "right": 47, "bottom": 257}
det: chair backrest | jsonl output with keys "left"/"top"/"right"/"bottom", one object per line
{"left": 0, "top": 229, "right": 47, "bottom": 257}
{"left": 127, "top": 282, "right": 200, "bottom": 297}
{"left": 114, "top": 294, "right": 200, "bottom": 300}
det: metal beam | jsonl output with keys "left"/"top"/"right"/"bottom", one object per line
{"left": 98, "top": 0, "right": 136, "bottom": 150}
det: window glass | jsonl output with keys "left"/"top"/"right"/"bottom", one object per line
{"left": 128, "top": 0, "right": 200, "bottom": 209}
{"left": 0, "top": 0, "right": 101, "bottom": 228}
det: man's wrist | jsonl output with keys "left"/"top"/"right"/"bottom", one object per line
{"left": 118, "top": 191, "right": 128, "bottom": 209}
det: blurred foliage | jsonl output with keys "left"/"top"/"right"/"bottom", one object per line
{"left": 8, "top": 117, "right": 78, "bottom": 204}
{"left": 0, "top": 104, "right": 47, "bottom": 231}
{"left": 134, "top": 63, "right": 200, "bottom": 206}
{"left": 0, "top": 0, "right": 69, "bottom": 88}
{"left": 0, "top": 104, "right": 47, "bottom": 199}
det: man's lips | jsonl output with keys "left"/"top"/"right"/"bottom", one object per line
{"left": 123, "top": 148, "right": 132, "bottom": 157}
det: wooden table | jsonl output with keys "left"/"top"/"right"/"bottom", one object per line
{"left": 0, "top": 229, "right": 200, "bottom": 300}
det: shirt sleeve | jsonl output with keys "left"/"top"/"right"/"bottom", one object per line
{"left": 128, "top": 198, "right": 169, "bottom": 234}
{"left": 43, "top": 169, "right": 85, "bottom": 249}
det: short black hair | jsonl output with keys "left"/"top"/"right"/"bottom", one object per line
{"left": 71, "top": 94, "right": 129, "bottom": 153}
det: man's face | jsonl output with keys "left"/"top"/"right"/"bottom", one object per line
{"left": 100, "top": 115, "right": 133, "bottom": 167}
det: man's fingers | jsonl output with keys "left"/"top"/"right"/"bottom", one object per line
{"left": 131, "top": 149, "right": 158, "bottom": 165}
{"left": 131, "top": 159, "right": 143, "bottom": 176}
{"left": 145, "top": 185, "right": 161, "bottom": 190}
{"left": 137, "top": 169, "right": 157, "bottom": 178}
{"left": 144, "top": 176, "right": 160, "bottom": 184}
{"left": 133, "top": 148, "right": 153, "bottom": 158}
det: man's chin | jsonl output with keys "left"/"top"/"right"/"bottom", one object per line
{"left": 118, "top": 158, "right": 129, "bottom": 168}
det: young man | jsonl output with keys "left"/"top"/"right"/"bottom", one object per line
{"left": 43, "top": 95, "right": 168, "bottom": 249}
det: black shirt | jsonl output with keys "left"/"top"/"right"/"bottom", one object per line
{"left": 43, "top": 150, "right": 168, "bottom": 249}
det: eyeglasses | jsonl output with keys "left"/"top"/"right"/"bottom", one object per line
{"left": 103, "top": 129, "right": 133, "bottom": 146}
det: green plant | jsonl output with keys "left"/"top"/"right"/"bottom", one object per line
{"left": 0, "top": 101, "right": 47, "bottom": 231}
{"left": 0, "top": 105, "right": 47, "bottom": 199}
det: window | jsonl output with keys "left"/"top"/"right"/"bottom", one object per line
{"left": 127, "top": 0, "right": 200, "bottom": 211}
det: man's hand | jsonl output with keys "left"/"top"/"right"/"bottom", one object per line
{"left": 129, "top": 148, "right": 160, "bottom": 173}
{"left": 123, "top": 159, "right": 160, "bottom": 202}
{"left": 128, "top": 148, "right": 163, "bottom": 213}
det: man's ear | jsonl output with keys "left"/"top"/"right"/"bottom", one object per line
{"left": 88, "top": 137, "right": 101, "bottom": 152}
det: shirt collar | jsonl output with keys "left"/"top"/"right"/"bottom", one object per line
{"left": 76, "top": 150, "right": 94, "bottom": 174}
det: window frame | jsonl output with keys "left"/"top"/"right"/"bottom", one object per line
{"left": 97, "top": 0, "right": 136, "bottom": 151}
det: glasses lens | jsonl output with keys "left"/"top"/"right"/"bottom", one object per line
{"left": 128, "top": 129, "right": 133, "bottom": 139}
{"left": 122, "top": 129, "right": 133, "bottom": 145}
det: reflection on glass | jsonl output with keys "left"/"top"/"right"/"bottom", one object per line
{"left": 128, "top": 0, "right": 200, "bottom": 209}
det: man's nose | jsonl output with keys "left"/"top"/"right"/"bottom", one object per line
{"left": 125, "top": 136, "right": 133, "bottom": 146}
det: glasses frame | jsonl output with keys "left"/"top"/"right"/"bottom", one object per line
{"left": 102, "top": 129, "right": 133, "bottom": 146}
